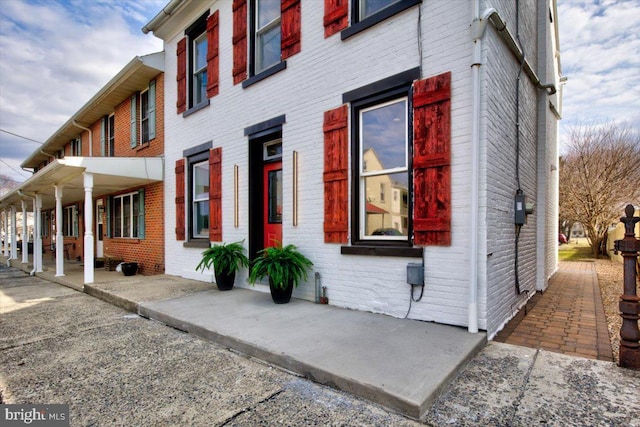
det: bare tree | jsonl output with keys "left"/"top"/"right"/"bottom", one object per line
{"left": 559, "top": 123, "right": 640, "bottom": 256}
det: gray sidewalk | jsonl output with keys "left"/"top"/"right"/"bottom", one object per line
{"left": 3, "top": 256, "right": 639, "bottom": 425}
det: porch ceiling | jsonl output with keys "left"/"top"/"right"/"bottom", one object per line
{"left": 0, "top": 157, "right": 164, "bottom": 211}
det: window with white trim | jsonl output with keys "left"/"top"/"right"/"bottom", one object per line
{"left": 193, "top": 33, "right": 208, "bottom": 105}
{"left": 192, "top": 160, "right": 209, "bottom": 238}
{"left": 62, "top": 205, "right": 78, "bottom": 237}
{"left": 253, "top": 0, "right": 281, "bottom": 74}
{"left": 357, "top": 0, "right": 401, "bottom": 20}
{"left": 357, "top": 96, "right": 409, "bottom": 240}
{"left": 112, "top": 192, "right": 140, "bottom": 238}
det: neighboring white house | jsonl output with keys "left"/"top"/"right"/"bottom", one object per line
{"left": 142, "top": 0, "right": 563, "bottom": 338}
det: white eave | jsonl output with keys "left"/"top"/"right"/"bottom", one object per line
{"left": 21, "top": 52, "right": 164, "bottom": 169}
{"left": 1, "top": 157, "right": 164, "bottom": 210}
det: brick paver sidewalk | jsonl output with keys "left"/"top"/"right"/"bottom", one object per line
{"left": 494, "top": 261, "right": 613, "bottom": 361}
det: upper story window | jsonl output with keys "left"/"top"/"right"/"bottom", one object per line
{"left": 324, "top": 0, "right": 420, "bottom": 40}
{"left": 177, "top": 11, "right": 221, "bottom": 115}
{"left": 193, "top": 33, "right": 208, "bottom": 105}
{"left": 71, "top": 137, "right": 81, "bottom": 156}
{"left": 138, "top": 80, "right": 156, "bottom": 145}
{"left": 357, "top": 0, "right": 401, "bottom": 20}
{"left": 108, "top": 114, "right": 115, "bottom": 156}
{"left": 253, "top": 0, "right": 281, "bottom": 74}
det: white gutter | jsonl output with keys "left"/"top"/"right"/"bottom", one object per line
{"left": 73, "top": 121, "right": 93, "bottom": 157}
{"left": 142, "top": 0, "right": 183, "bottom": 34}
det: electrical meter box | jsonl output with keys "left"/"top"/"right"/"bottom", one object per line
{"left": 407, "top": 263, "right": 424, "bottom": 286}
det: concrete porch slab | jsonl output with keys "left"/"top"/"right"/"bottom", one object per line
{"left": 139, "top": 288, "right": 486, "bottom": 419}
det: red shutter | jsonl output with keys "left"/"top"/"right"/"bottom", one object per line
{"left": 324, "top": 0, "right": 348, "bottom": 38}
{"left": 176, "top": 38, "right": 187, "bottom": 114}
{"left": 209, "top": 148, "right": 222, "bottom": 242}
{"left": 232, "top": 0, "right": 248, "bottom": 85}
{"left": 413, "top": 72, "right": 452, "bottom": 246}
{"left": 175, "top": 159, "right": 186, "bottom": 240}
{"left": 281, "top": 0, "right": 301, "bottom": 59}
{"left": 206, "top": 11, "right": 220, "bottom": 98}
{"left": 323, "top": 105, "right": 349, "bottom": 243}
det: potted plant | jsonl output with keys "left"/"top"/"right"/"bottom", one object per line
{"left": 196, "top": 241, "right": 249, "bottom": 291}
{"left": 248, "top": 244, "right": 313, "bottom": 304}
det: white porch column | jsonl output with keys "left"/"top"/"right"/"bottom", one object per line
{"left": 10, "top": 205, "right": 17, "bottom": 260}
{"left": 3, "top": 209, "right": 8, "bottom": 257}
{"left": 35, "top": 194, "right": 43, "bottom": 273}
{"left": 54, "top": 185, "right": 65, "bottom": 277}
{"left": 21, "top": 200, "right": 28, "bottom": 264}
{"left": 83, "top": 173, "right": 94, "bottom": 284}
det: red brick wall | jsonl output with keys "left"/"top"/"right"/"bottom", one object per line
{"left": 102, "top": 181, "right": 165, "bottom": 275}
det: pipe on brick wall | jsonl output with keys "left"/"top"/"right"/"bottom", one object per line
{"left": 467, "top": 3, "right": 494, "bottom": 334}
{"left": 73, "top": 121, "right": 92, "bottom": 157}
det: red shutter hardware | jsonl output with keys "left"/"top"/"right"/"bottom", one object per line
{"left": 323, "top": 105, "right": 349, "bottom": 243}
{"left": 412, "top": 72, "right": 452, "bottom": 246}
{"left": 206, "top": 11, "right": 220, "bottom": 98}
{"left": 281, "top": 0, "right": 301, "bottom": 59}
{"left": 232, "top": 0, "right": 248, "bottom": 85}
{"left": 324, "top": 0, "right": 348, "bottom": 38}
{"left": 176, "top": 38, "right": 187, "bottom": 114}
{"left": 209, "top": 148, "right": 222, "bottom": 242}
{"left": 175, "top": 159, "right": 186, "bottom": 240}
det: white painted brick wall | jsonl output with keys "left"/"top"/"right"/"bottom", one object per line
{"left": 155, "top": 0, "right": 556, "bottom": 333}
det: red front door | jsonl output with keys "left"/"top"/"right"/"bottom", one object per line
{"left": 263, "top": 161, "right": 282, "bottom": 248}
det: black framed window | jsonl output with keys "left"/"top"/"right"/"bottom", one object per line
{"left": 186, "top": 12, "right": 209, "bottom": 110}
{"left": 108, "top": 114, "right": 115, "bottom": 157}
{"left": 342, "top": 0, "right": 420, "bottom": 40}
{"left": 140, "top": 89, "right": 149, "bottom": 144}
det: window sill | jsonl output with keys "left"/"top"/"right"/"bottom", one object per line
{"left": 183, "top": 240, "right": 209, "bottom": 249}
{"left": 108, "top": 238, "right": 141, "bottom": 244}
{"left": 135, "top": 142, "right": 151, "bottom": 152}
{"left": 341, "top": 0, "right": 421, "bottom": 41}
{"left": 183, "top": 100, "right": 210, "bottom": 118}
{"left": 340, "top": 245, "right": 423, "bottom": 258}
{"left": 242, "top": 61, "right": 287, "bottom": 89}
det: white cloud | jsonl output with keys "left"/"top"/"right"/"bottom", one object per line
{"left": 558, "top": 0, "right": 640, "bottom": 138}
{"left": 0, "top": 0, "right": 164, "bottom": 185}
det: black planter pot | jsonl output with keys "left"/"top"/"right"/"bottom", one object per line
{"left": 269, "top": 278, "right": 294, "bottom": 304}
{"left": 214, "top": 269, "right": 236, "bottom": 291}
{"left": 121, "top": 262, "right": 138, "bottom": 276}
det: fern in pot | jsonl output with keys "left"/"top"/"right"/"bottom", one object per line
{"left": 248, "top": 244, "right": 313, "bottom": 304}
{"left": 196, "top": 241, "right": 249, "bottom": 291}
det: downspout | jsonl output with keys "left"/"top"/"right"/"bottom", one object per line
{"left": 73, "top": 120, "right": 92, "bottom": 157}
{"left": 469, "top": 3, "right": 494, "bottom": 334}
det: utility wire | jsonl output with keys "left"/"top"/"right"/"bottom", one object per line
{"left": 0, "top": 158, "right": 29, "bottom": 179}
{"left": 0, "top": 128, "right": 44, "bottom": 145}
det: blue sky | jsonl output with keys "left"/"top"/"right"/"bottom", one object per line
{"left": 1, "top": 0, "right": 639, "bottom": 190}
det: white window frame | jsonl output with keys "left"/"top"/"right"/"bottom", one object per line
{"left": 63, "top": 205, "right": 77, "bottom": 237}
{"left": 113, "top": 192, "right": 139, "bottom": 238}
{"left": 193, "top": 33, "right": 208, "bottom": 106}
{"left": 140, "top": 88, "right": 149, "bottom": 145}
{"left": 108, "top": 114, "right": 115, "bottom": 157}
{"left": 191, "top": 160, "right": 210, "bottom": 239}
{"left": 358, "top": 0, "right": 401, "bottom": 20}
{"left": 254, "top": 0, "right": 281, "bottom": 74}
{"left": 358, "top": 97, "right": 408, "bottom": 241}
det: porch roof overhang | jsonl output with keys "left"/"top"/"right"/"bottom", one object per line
{"left": 21, "top": 52, "right": 164, "bottom": 169}
{"left": 0, "top": 157, "right": 164, "bottom": 211}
